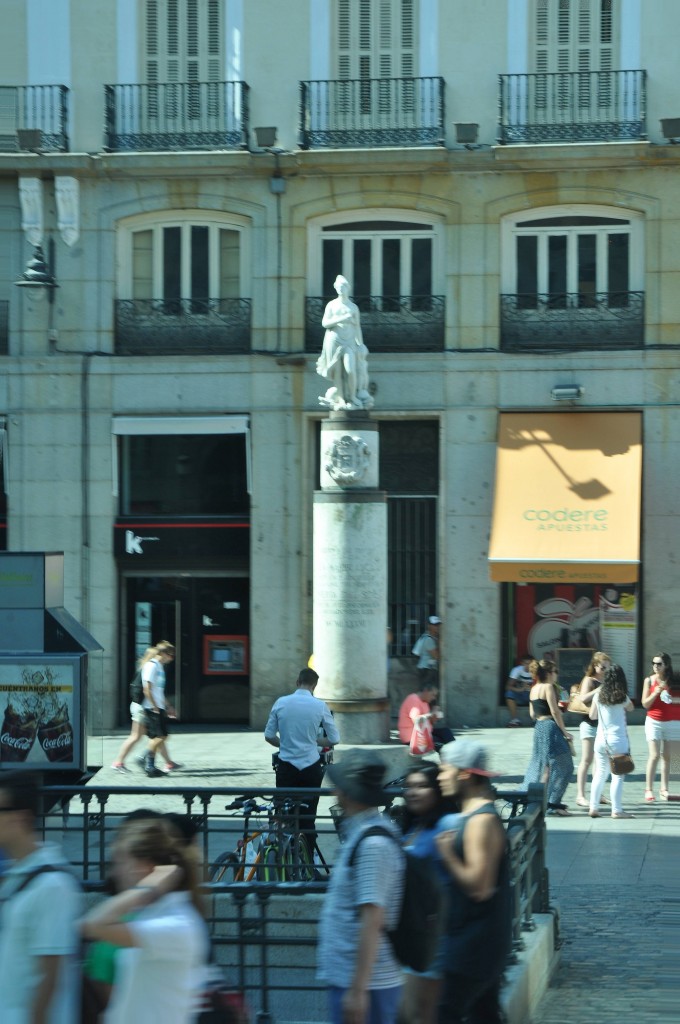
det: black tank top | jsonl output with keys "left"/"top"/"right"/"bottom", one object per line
{"left": 531, "top": 697, "right": 552, "bottom": 717}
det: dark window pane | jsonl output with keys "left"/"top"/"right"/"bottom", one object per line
{"left": 577, "top": 234, "right": 597, "bottom": 307}
{"left": 379, "top": 421, "right": 439, "bottom": 494}
{"left": 353, "top": 239, "right": 371, "bottom": 297}
{"left": 191, "top": 226, "right": 209, "bottom": 307}
{"left": 163, "top": 227, "right": 181, "bottom": 305}
{"left": 608, "top": 233, "right": 629, "bottom": 306}
{"left": 522, "top": 216, "right": 627, "bottom": 227}
{"left": 122, "top": 434, "right": 249, "bottom": 516}
{"left": 411, "top": 238, "right": 432, "bottom": 307}
{"left": 382, "top": 238, "right": 400, "bottom": 303}
{"left": 323, "top": 221, "right": 433, "bottom": 231}
{"left": 548, "top": 235, "right": 567, "bottom": 302}
{"left": 322, "top": 239, "right": 343, "bottom": 299}
{"left": 516, "top": 235, "right": 537, "bottom": 307}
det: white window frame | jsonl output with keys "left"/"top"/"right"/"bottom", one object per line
{"left": 307, "top": 208, "right": 443, "bottom": 297}
{"left": 501, "top": 204, "right": 643, "bottom": 296}
{"left": 116, "top": 210, "right": 250, "bottom": 301}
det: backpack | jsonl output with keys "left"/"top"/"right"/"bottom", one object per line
{"left": 129, "top": 669, "right": 144, "bottom": 704}
{"left": 347, "top": 825, "right": 445, "bottom": 973}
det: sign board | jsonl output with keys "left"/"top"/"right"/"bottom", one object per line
{"left": 0, "top": 656, "right": 83, "bottom": 770}
{"left": 557, "top": 648, "right": 594, "bottom": 691}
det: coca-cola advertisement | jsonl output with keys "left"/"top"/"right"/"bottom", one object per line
{"left": 0, "top": 659, "right": 80, "bottom": 770}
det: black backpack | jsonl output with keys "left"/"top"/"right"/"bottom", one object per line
{"left": 348, "top": 825, "right": 445, "bottom": 973}
{"left": 129, "top": 670, "right": 144, "bottom": 704}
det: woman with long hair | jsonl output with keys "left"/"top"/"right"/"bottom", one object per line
{"left": 396, "top": 762, "right": 460, "bottom": 1024}
{"left": 80, "top": 817, "right": 208, "bottom": 1024}
{"left": 641, "top": 652, "right": 675, "bottom": 801}
{"left": 522, "top": 659, "right": 574, "bottom": 816}
{"left": 574, "top": 651, "right": 611, "bottom": 807}
{"left": 113, "top": 642, "right": 178, "bottom": 775}
{"left": 588, "top": 663, "right": 635, "bottom": 819}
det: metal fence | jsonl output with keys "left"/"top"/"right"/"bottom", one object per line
{"left": 299, "top": 76, "right": 445, "bottom": 149}
{"left": 104, "top": 81, "right": 250, "bottom": 151}
{"left": 114, "top": 298, "right": 252, "bottom": 355}
{"left": 0, "top": 84, "right": 69, "bottom": 152}
{"left": 500, "top": 291, "right": 645, "bottom": 351}
{"left": 498, "top": 69, "right": 646, "bottom": 144}
{"left": 41, "top": 781, "right": 550, "bottom": 1018}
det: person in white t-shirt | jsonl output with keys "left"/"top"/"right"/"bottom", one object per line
{"left": 81, "top": 816, "right": 208, "bottom": 1024}
{"left": 505, "top": 656, "right": 534, "bottom": 726}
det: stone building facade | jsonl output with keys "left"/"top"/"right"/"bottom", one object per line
{"left": 0, "top": 0, "right": 678, "bottom": 731}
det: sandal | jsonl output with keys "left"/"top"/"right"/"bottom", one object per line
{"left": 588, "top": 810, "right": 601, "bottom": 818}
{"left": 611, "top": 812, "right": 635, "bottom": 819}
{"left": 645, "top": 790, "right": 655, "bottom": 802}
{"left": 576, "top": 797, "right": 589, "bottom": 807}
{"left": 660, "top": 790, "right": 669, "bottom": 801}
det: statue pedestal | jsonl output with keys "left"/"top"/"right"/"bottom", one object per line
{"left": 313, "top": 411, "right": 388, "bottom": 743}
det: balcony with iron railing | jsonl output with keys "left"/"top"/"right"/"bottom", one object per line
{"left": 305, "top": 295, "right": 445, "bottom": 352}
{"left": 0, "top": 301, "right": 8, "bottom": 354}
{"left": 104, "top": 81, "right": 250, "bottom": 151}
{"left": 500, "top": 292, "right": 645, "bottom": 351}
{"left": 0, "top": 85, "right": 69, "bottom": 152}
{"left": 299, "top": 76, "right": 445, "bottom": 149}
{"left": 114, "top": 298, "right": 251, "bottom": 355}
{"left": 498, "top": 70, "right": 646, "bottom": 144}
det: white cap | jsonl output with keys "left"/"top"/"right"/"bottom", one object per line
{"left": 429, "top": 615, "right": 442, "bottom": 624}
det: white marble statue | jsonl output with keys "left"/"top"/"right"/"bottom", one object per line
{"left": 317, "top": 275, "right": 373, "bottom": 411}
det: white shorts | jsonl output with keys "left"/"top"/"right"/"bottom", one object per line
{"left": 130, "top": 701, "right": 146, "bottom": 725}
{"left": 579, "top": 719, "right": 597, "bottom": 740}
{"left": 645, "top": 717, "right": 664, "bottom": 743}
{"left": 663, "top": 720, "right": 680, "bottom": 742}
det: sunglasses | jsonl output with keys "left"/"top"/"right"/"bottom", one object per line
{"left": 652, "top": 661, "right": 664, "bottom": 667}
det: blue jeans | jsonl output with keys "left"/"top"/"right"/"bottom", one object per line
{"left": 328, "top": 984, "right": 402, "bottom": 1024}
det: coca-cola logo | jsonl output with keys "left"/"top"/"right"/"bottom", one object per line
{"left": 42, "top": 732, "right": 72, "bottom": 751}
{"left": 1, "top": 732, "right": 32, "bottom": 750}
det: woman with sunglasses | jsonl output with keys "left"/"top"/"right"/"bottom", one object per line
{"left": 396, "top": 762, "right": 460, "bottom": 1024}
{"left": 641, "top": 652, "right": 676, "bottom": 801}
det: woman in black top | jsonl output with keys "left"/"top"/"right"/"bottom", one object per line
{"left": 522, "top": 659, "right": 574, "bottom": 815}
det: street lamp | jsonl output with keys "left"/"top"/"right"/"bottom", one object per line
{"left": 14, "top": 244, "right": 58, "bottom": 303}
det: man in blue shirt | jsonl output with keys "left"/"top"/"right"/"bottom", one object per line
{"left": 264, "top": 668, "right": 340, "bottom": 855}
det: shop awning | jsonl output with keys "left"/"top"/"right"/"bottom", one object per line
{"left": 488, "top": 412, "right": 642, "bottom": 583}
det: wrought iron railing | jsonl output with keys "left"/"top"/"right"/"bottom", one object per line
{"left": 500, "top": 292, "right": 645, "bottom": 350}
{"left": 104, "top": 81, "right": 250, "bottom": 151}
{"left": 305, "top": 295, "right": 445, "bottom": 352}
{"left": 498, "top": 70, "right": 646, "bottom": 144}
{"left": 114, "top": 298, "right": 251, "bottom": 355}
{"left": 0, "top": 85, "right": 69, "bottom": 151}
{"left": 299, "top": 76, "right": 445, "bottom": 149}
{"left": 66, "top": 783, "right": 549, "bottom": 1018}
{"left": 0, "top": 301, "right": 8, "bottom": 354}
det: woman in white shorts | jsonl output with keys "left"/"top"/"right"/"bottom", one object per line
{"left": 111, "top": 699, "right": 147, "bottom": 773}
{"left": 575, "top": 652, "right": 611, "bottom": 807}
{"left": 641, "top": 652, "right": 675, "bottom": 801}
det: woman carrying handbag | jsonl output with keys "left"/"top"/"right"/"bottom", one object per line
{"left": 588, "top": 663, "right": 635, "bottom": 820}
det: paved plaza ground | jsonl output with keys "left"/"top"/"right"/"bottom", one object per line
{"left": 89, "top": 720, "right": 680, "bottom": 1023}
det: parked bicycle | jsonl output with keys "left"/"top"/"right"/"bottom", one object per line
{"left": 209, "top": 795, "right": 330, "bottom": 883}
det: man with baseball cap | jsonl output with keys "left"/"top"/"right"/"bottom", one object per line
{"left": 434, "top": 741, "right": 512, "bottom": 1024}
{"left": 317, "top": 750, "right": 405, "bottom": 1024}
{"left": 412, "top": 615, "right": 442, "bottom": 689}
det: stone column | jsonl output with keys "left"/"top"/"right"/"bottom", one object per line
{"left": 313, "top": 409, "right": 389, "bottom": 742}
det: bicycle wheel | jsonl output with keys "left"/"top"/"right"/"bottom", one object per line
{"left": 293, "top": 835, "right": 315, "bottom": 882}
{"left": 259, "top": 842, "right": 293, "bottom": 882}
{"left": 208, "top": 851, "right": 242, "bottom": 882}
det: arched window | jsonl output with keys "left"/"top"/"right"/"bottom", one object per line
{"left": 306, "top": 211, "right": 444, "bottom": 351}
{"left": 116, "top": 212, "right": 250, "bottom": 354}
{"left": 500, "top": 205, "right": 644, "bottom": 349}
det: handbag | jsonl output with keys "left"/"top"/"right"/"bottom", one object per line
{"left": 567, "top": 684, "right": 590, "bottom": 715}
{"left": 409, "top": 716, "right": 435, "bottom": 755}
{"left": 608, "top": 751, "right": 635, "bottom": 776}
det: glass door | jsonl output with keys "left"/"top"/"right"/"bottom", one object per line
{"left": 123, "top": 574, "right": 250, "bottom": 723}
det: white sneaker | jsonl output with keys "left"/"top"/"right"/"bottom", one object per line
{"left": 111, "top": 763, "right": 131, "bottom": 773}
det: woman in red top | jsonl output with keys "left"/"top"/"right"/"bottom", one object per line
{"left": 641, "top": 652, "right": 675, "bottom": 801}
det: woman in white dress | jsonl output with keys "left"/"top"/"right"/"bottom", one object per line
{"left": 588, "top": 663, "right": 635, "bottom": 819}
